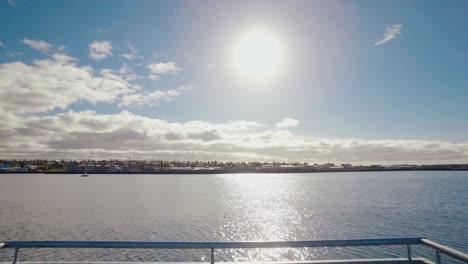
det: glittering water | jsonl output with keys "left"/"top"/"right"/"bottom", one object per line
{"left": 0, "top": 171, "right": 467, "bottom": 262}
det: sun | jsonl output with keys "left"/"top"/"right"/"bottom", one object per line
{"left": 233, "top": 30, "right": 282, "bottom": 80}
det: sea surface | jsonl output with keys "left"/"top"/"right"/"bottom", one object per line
{"left": 0, "top": 171, "right": 467, "bottom": 263}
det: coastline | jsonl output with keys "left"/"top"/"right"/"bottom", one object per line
{"left": 3, "top": 167, "right": 468, "bottom": 174}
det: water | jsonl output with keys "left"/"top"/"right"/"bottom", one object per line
{"left": 0, "top": 171, "right": 467, "bottom": 262}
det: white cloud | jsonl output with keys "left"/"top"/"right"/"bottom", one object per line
{"left": 23, "top": 39, "right": 53, "bottom": 52}
{"left": 112, "top": 63, "right": 142, "bottom": 81}
{"left": 149, "top": 74, "right": 160, "bottom": 80}
{"left": 0, "top": 41, "right": 4, "bottom": 47}
{"left": 120, "top": 54, "right": 135, "bottom": 61}
{"left": 1, "top": 41, "right": 188, "bottom": 114}
{"left": 147, "top": 61, "right": 181, "bottom": 79}
{"left": 119, "top": 85, "right": 191, "bottom": 107}
{"left": 6, "top": 51, "right": 24, "bottom": 57}
{"left": 120, "top": 90, "right": 180, "bottom": 107}
{"left": 375, "top": 24, "right": 402, "bottom": 46}
{"left": 8, "top": 0, "right": 16, "bottom": 6}
{"left": 178, "top": 84, "right": 192, "bottom": 91}
{"left": 22, "top": 39, "right": 65, "bottom": 53}
{"left": 275, "top": 118, "right": 299, "bottom": 128}
{"left": 120, "top": 44, "right": 139, "bottom": 60}
{"left": 1, "top": 110, "right": 468, "bottom": 164}
{"left": 89, "top": 40, "right": 112, "bottom": 61}
{"left": 0, "top": 53, "right": 139, "bottom": 114}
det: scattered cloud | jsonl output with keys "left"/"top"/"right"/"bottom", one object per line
{"left": 375, "top": 24, "right": 402, "bottom": 46}
{"left": 119, "top": 85, "right": 192, "bottom": 107}
{"left": 89, "top": 40, "right": 113, "bottom": 61}
{"left": 120, "top": 90, "right": 181, "bottom": 107}
{"left": 120, "top": 54, "right": 135, "bottom": 61}
{"left": 112, "top": 63, "right": 142, "bottom": 81}
{"left": 275, "top": 118, "right": 299, "bottom": 128}
{"left": 147, "top": 61, "right": 181, "bottom": 79}
{"left": 6, "top": 51, "right": 24, "bottom": 57}
{"left": 120, "top": 44, "right": 139, "bottom": 60}
{"left": 23, "top": 39, "right": 52, "bottom": 52}
{"left": 22, "top": 39, "right": 65, "bottom": 53}
{"left": 178, "top": 84, "right": 192, "bottom": 91}
{"left": 0, "top": 45, "right": 189, "bottom": 115}
{"left": 149, "top": 74, "right": 160, "bottom": 80}
{"left": 8, "top": 0, "right": 16, "bottom": 6}
{"left": 0, "top": 41, "right": 4, "bottom": 47}
{"left": 3, "top": 37, "right": 468, "bottom": 164}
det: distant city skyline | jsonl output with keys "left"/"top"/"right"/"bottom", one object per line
{"left": 1, "top": 0, "right": 468, "bottom": 164}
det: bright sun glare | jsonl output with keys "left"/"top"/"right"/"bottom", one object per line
{"left": 234, "top": 30, "right": 282, "bottom": 80}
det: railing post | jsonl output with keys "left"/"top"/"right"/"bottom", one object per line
{"left": 210, "top": 248, "right": 214, "bottom": 264}
{"left": 12, "top": 248, "right": 19, "bottom": 264}
{"left": 436, "top": 250, "right": 442, "bottom": 264}
{"left": 406, "top": 244, "right": 412, "bottom": 260}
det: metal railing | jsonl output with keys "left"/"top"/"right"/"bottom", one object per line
{"left": 1, "top": 238, "right": 467, "bottom": 264}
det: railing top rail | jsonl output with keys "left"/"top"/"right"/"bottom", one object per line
{"left": 1, "top": 238, "right": 424, "bottom": 249}
{"left": 421, "top": 239, "right": 468, "bottom": 263}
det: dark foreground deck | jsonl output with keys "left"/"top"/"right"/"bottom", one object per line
{"left": 0, "top": 260, "right": 436, "bottom": 264}
{"left": 1, "top": 238, "right": 466, "bottom": 264}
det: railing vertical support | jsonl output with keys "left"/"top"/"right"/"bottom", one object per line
{"left": 12, "top": 248, "right": 19, "bottom": 264}
{"left": 406, "top": 244, "right": 412, "bottom": 260}
{"left": 436, "top": 250, "right": 442, "bottom": 264}
{"left": 210, "top": 248, "right": 214, "bottom": 264}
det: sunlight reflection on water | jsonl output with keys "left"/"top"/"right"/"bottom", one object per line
{"left": 216, "top": 174, "right": 336, "bottom": 261}
{"left": 0, "top": 172, "right": 467, "bottom": 262}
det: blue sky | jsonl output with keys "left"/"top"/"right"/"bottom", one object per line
{"left": 1, "top": 0, "right": 468, "bottom": 164}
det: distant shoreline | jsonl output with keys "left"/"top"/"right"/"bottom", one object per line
{"left": 2, "top": 167, "right": 468, "bottom": 175}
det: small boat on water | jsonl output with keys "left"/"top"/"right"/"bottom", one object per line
{"left": 81, "top": 172, "right": 88, "bottom": 177}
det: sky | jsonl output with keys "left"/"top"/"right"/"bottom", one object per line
{"left": 1, "top": 0, "right": 468, "bottom": 164}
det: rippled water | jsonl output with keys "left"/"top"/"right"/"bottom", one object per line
{"left": 0, "top": 171, "right": 467, "bottom": 262}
